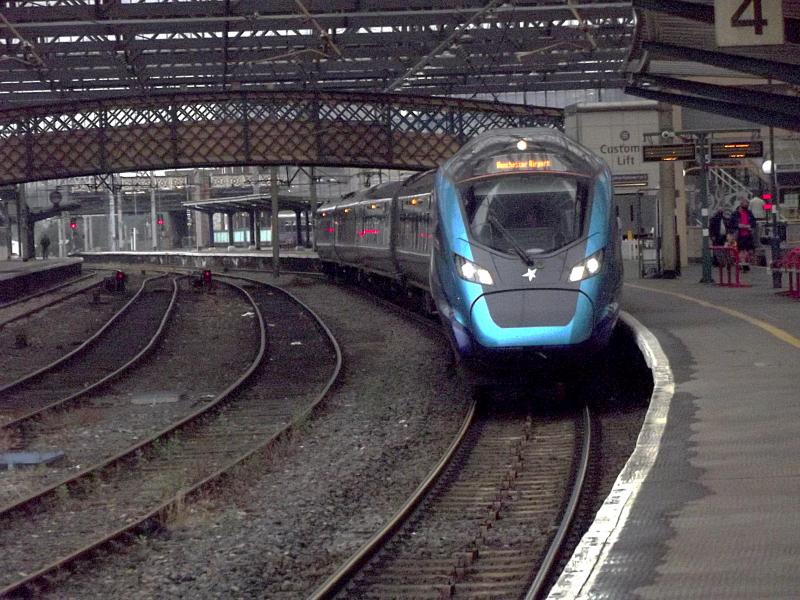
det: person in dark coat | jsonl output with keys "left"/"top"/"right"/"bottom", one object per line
{"left": 39, "top": 233, "right": 51, "bottom": 260}
{"left": 729, "top": 197, "right": 757, "bottom": 270}
{"left": 709, "top": 207, "right": 728, "bottom": 247}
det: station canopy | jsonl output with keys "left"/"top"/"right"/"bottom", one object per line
{"left": 625, "top": 0, "right": 800, "bottom": 131}
{"left": 184, "top": 193, "right": 312, "bottom": 215}
{"left": 0, "top": 1, "right": 635, "bottom": 108}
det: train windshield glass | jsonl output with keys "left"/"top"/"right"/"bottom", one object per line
{"left": 459, "top": 173, "right": 588, "bottom": 255}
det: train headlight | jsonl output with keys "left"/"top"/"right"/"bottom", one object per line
{"left": 455, "top": 254, "right": 494, "bottom": 285}
{"left": 569, "top": 250, "right": 604, "bottom": 282}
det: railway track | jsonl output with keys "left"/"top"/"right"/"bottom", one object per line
{"left": 0, "top": 276, "right": 341, "bottom": 597}
{"left": 0, "top": 272, "right": 103, "bottom": 324}
{"left": 312, "top": 403, "right": 591, "bottom": 600}
{"left": 0, "top": 275, "right": 177, "bottom": 428}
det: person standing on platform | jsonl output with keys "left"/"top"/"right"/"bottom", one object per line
{"left": 709, "top": 207, "right": 728, "bottom": 247}
{"left": 730, "top": 197, "right": 757, "bottom": 271}
{"left": 40, "top": 233, "right": 51, "bottom": 260}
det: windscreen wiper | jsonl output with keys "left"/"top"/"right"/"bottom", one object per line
{"left": 487, "top": 213, "right": 534, "bottom": 267}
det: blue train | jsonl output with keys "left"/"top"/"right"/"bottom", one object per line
{"left": 315, "top": 128, "right": 622, "bottom": 377}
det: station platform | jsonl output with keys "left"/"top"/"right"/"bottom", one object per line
{"left": 0, "top": 258, "right": 83, "bottom": 303}
{"left": 79, "top": 248, "right": 320, "bottom": 273}
{"left": 551, "top": 262, "right": 800, "bottom": 599}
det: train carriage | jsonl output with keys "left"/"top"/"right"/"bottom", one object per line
{"left": 315, "top": 127, "right": 622, "bottom": 375}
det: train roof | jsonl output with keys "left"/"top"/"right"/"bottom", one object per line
{"left": 442, "top": 127, "right": 608, "bottom": 182}
{"left": 316, "top": 171, "right": 434, "bottom": 213}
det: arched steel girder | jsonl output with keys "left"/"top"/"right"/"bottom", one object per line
{"left": 0, "top": 90, "right": 562, "bottom": 186}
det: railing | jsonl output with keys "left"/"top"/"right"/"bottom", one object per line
{"left": 711, "top": 245, "right": 751, "bottom": 287}
{"left": 774, "top": 247, "right": 800, "bottom": 300}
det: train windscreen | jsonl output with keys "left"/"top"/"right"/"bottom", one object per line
{"left": 459, "top": 173, "right": 589, "bottom": 255}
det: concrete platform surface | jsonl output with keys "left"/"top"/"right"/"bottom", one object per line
{"left": 0, "top": 258, "right": 83, "bottom": 302}
{"left": 80, "top": 249, "right": 319, "bottom": 273}
{"left": 0, "top": 258, "right": 83, "bottom": 282}
{"left": 549, "top": 262, "right": 800, "bottom": 600}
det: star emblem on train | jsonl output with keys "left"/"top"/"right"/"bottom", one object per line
{"left": 523, "top": 267, "right": 538, "bottom": 282}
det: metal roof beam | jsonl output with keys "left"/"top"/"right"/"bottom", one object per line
{"left": 632, "top": 0, "right": 713, "bottom": 24}
{"left": 4, "top": 4, "right": 633, "bottom": 27}
{"left": 0, "top": 39, "right": 629, "bottom": 71}
{"left": 625, "top": 85, "right": 800, "bottom": 131}
{"left": 18, "top": 24, "right": 632, "bottom": 55}
{"left": 636, "top": 74, "right": 800, "bottom": 118}
{"left": 642, "top": 41, "right": 800, "bottom": 86}
{"left": 0, "top": 51, "right": 627, "bottom": 84}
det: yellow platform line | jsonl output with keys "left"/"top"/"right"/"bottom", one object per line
{"left": 625, "top": 283, "right": 800, "bottom": 350}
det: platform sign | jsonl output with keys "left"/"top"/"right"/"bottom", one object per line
{"left": 612, "top": 173, "right": 649, "bottom": 188}
{"left": 715, "top": 0, "right": 784, "bottom": 47}
{"left": 642, "top": 144, "right": 695, "bottom": 162}
{"left": 710, "top": 140, "right": 763, "bottom": 159}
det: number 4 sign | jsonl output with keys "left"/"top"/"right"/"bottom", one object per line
{"left": 715, "top": 0, "right": 785, "bottom": 46}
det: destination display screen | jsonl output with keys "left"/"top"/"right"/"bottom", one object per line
{"left": 710, "top": 141, "right": 763, "bottom": 159}
{"left": 642, "top": 144, "right": 696, "bottom": 162}
{"left": 487, "top": 153, "right": 568, "bottom": 174}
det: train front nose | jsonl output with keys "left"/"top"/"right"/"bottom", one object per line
{"left": 468, "top": 288, "right": 595, "bottom": 348}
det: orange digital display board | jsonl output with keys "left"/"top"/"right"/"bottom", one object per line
{"left": 710, "top": 141, "right": 763, "bottom": 159}
{"left": 642, "top": 144, "right": 696, "bottom": 162}
{"left": 495, "top": 159, "right": 552, "bottom": 170}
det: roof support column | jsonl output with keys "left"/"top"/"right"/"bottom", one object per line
{"left": 271, "top": 166, "right": 280, "bottom": 277}
{"left": 295, "top": 210, "right": 303, "bottom": 247}
{"left": 150, "top": 178, "right": 158, "bottom": 250}
{"left": 309, "top": 166, "right": 317, "bottom": 251}
{"left": 108, "top": 184, "right": 117, "bottom": 252}
{"left": 227, "top": 212, "right": 235, "bottom": 247}
{"left": 208, "top": 213, "right": 215, "bottom": 248}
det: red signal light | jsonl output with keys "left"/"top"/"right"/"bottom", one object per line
{"left": 763, "top": 203, "right": 774, "bottom": 211}
{"left": 761, "top": 193, "right": 772, "bottom": 201}
{"left": 69, "top": 221, "right": 77, "bottom": 230}
{"left": 115, "top": 270, "right": 125, "bottom": 280}
{"left": 157, "top": 217, "right": 164, "bottom": 226}
{"left": 202, "top": 269, "right": 212, "bottom": 281}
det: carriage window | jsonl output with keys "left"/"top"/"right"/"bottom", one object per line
{"left": 360, "top": 199, "right": 390, "bottom": 246}
{"left": 459, "top": 173, "right": 588, "bottom": 255}
{"left": 398, "top": 193, "right": 433, "bottom": 253}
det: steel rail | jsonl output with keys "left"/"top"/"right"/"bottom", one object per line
{"left": 308, "top": 398, "right": 476, "bottom": 600}
{"left": 0, "top": 272, "right": 98, "bottom": 312}
{"left": 1, "top": 277, "right": 179, "bottom": 431}
{"left": 0, "top": 273, "right": 168, "bottom": 396}
{"left": 0, "top": 276, "right": 341, "bottom": 598}
{"left": 304, "top": 276, "right": 474, "bottom": 600}
{"left": 0, "top": 277, "right": 260, "bottom": 521}
{"left": 0, "top": 275, "right": 104, "bottom": 328}
{"left": 524, "top": 404, "right": 592, "bottom": 600}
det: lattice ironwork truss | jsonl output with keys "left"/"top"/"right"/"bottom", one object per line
{"left": 0, "top": 1, "right": 634, "bottom": 107}
{"left": 0, "top": 90, "right": 562, "bottom": 185}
